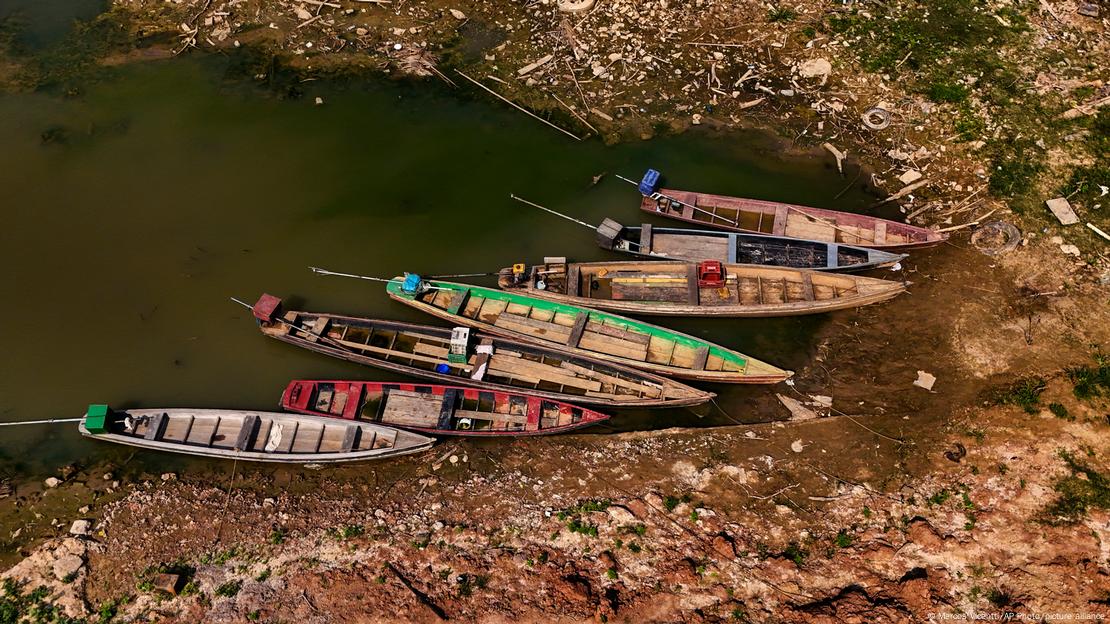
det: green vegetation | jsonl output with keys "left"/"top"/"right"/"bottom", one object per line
{"left": 556, "top": 499, "right": 610, "bottom": 521}
{"left": 180, "top": 581, "right": 199, "bottom": 597}
{"left": 254, "top": 568, "right": 271, "bottom": 582}
{"left": 605, "top": 568, "right": 618, "bottom": 580}
{"left": 1059, "top": 109, "right": 1110, "bottom": 210}
{"left": 782, "top": 543, "right": 808, "bottom": 567}
{"left": 566, "top": 518, "right": 599, "bottom": 538}
{"left": 628, "top": 542, "right": 642, "bottom": 554}
{"left": 1042, "top": 450, "right": 1110, "bottom": 525}
{"left": 1048, "top": 403, "right": 1072, "bottom": 421}
{"left": 834, "top": 530, "right": 852, "bottom": 549}
{"left": 200, "top": 548, "right": 240, "bottom": 566}
{"left": 247, "top": 610, "right": 262, "bottom": 621}
{"left": 989, "top": 377, "right": 1046, "bottom": 413}
{"left": 767, "top": 7, "right": 798, "bottom": 22}
{"left": 0, "top": 578, "right": 84, "bottom": 624}
{"left": 215, "top": 580, "right": 241, "bottom": 598}
{"left": 330, "top": 525, "right": 364, "bottom": 540}
{"left": 663, "top": 493, "right": 691, "bottom": 512}
{"left": 269, "top": 528, "right": 287, "bottom": 544}
{"left": 1066, "top": 353, "right": 1110, "bottom": 401}
{"left": 928, "top": 489, "right": 951, "bottom": 506}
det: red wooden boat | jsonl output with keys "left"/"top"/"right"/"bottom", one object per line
{"left": 281, "top": 380, "right": 610, "bottom": 436}
{"left": 634, "top": 170, "right": 945, "bottom": 251}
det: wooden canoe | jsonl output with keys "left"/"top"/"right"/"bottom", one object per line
{"left": 639, "top": 188, "right": 945, "bottom": 251}
{"left": 282, "top": 380, "right": 610, "bottom": 436}
{"left": 498, "top": 260, "right": 907, "bottom": 317}
{"left": 78, "top": 405, "right": 434, "bottom": 463}
{"left": 595, "top": 219, "right": 906, "bottom": 271}
{"left": 249, "top": 295, "right": 712, "bottom": 408}
{"left": 385, "top": 279, "right": 791, "bottom": 384}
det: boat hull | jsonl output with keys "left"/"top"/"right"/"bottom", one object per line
{"left": 79, "top": 408, "right": 434, "bottom": 463}
{"left": 639, "top": 188, "right": 945, "bottom": 251}
{"left": 603, "top": 222, "right": 906, "bottom": 272}
{"left": 386, "top": 281, "right": 791, "bottom": 384}
{"left": 250, "top": 299, "right": 713, "bottom": 408}
{"left": 499, "top": 261, "right": 907, "bottom": 317}
{"left": 281, "top": 380, "right": 611, "bottom": 436}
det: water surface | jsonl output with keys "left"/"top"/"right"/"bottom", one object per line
{"left": 0, "top": 55, "right": 883, "bottom": 478}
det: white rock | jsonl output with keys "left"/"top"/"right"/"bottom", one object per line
{"left": 790, "top": 439, "right": 805, "bottom": 453}
{"left": 294, "top": 6, "right": 313, "bottom": 20}
{"left": 53, "top": 554, "right": 84, "bottom": 581}
{"left": 798, "top": 58, "right": 831, "bottom": 79}
{"left": 69, "top": 520, "right": 91, "bottom": 536}
{"left": 449, "top": 455, "right": 459, "bottom": 464}
{"left": 913, "top": 370, "right": 937, "bottom": 391}
{"left": 45, "top": 477, "right": 62, "bottom": 488}
{"left": 899, "top": 170, "right": 923, "bottom": 185}
{"left": 449, "top": 8, "right": 467, "bottom": 19}
{"left": 314, "top": 97, "right": 324, "bottom": 106}
{"left": 1060, "top": 244, "right": 1082, "bottom": 256}
{"left": 691, "top": 113, "right": 702, "bottom": 125}
{"left": 160, "top": 473, "right": 176, "bottom": 482}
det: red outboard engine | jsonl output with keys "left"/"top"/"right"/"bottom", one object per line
{"left": 697, "top": 261, "right": 725, "bottom": 288}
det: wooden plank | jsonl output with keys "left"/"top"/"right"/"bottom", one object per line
{"left": 727, "top": 234, "right": 738, "bottom": 263}
{"left": 493, "top": 313, "right": 572, "bottom": 342}
{"left": 340, "top": 425, "right": 359, "bottom": 452}
{"left": 488, "top": 355, "right": 601, "bottom": 391}
{"left": 772, "top": 205, "right": 788, "bottom": 235}
{"left": 413, "top": 342, "right": 449, "bottom": 358}
{"left": 559, "top": 361, "right": 662, "bottom": 397}
{"left": 291, "top": 425, "right": 324, "bottom": 453}
{"left": 646, "top": 335, "right": 677, "bottom": 365}
{"left": 639, "top": 224, "right": 653, "bottom": 253}
{"left": 332, "top": 338, "right": 469, "bottom": 370}
{"left": 584, "top": 321, "right": 651, "bottom": 345}
{"left": 578, "top": 331, "right": 649, "bottom": 360}
{"left": 1045, "top": 197, "right": 1080, "bottom": 225}
{"left": 686, "top": 264, "right": 699, "bottom": 304}
{"left": 691, "top": 346, "right": 710, "bottom": 371}
{"left": 234, "top": 415, "right": 258, "bottom": 450}
{"left": 438, "top": 389, "right": 458, "bottom": 430}
{"left": 566, "top": 313, "right": 588, "bottom": 347}
{"left": 381, "top": 392, "right": 440, "bottom": 427}
{"left": 567, "top": 265, "right": 580, "bottom": 297}
{"left": 144, "top": 413, "right": 167, "bottom": 441}
{"left": 446, "top": 290, "right": 469, "bottom": 315}
{"left": 801, "top": 272, "right": 816, "bottom": 301}
{"left": 873, "top": 221, "right": 887, "bottom": 246}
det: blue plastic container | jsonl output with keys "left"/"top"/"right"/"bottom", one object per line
{"left": 639, "top": 169, "right": 661, "bottom": 196}
{"left": 435, "top": 363, "right": 451, "bottom": 374}
{"left": 402, "top": 273, "right": 424, "bottom": 294}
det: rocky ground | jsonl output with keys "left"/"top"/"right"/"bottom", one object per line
{"left": 2, "top": 0, "right": 1110, "bottom": 621}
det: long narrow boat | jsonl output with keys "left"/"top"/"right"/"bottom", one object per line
{"left": 78, "top": 404, "right": 434, "bottom": 463}
{"left": 282, "top": 380, "right": 610, "bottom": 436}
{"left": 594, "top": 219, "right": 906, "bottom": 271}
{"left": 249, "top": 295, "right": 712, "bottom": 408}
{"left": 497, "top": 260, "right": 907, "bottom": 317}
{"left": 385, "top": 278, "right": 791, "bottom": 383}
{"left": 635, "top": 171, "right": 945, "bottom": 251}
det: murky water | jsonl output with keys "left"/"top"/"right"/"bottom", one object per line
{"left": 0, "top": 20, "right": 890, "bottom": 479}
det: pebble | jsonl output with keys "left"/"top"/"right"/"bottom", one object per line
{"left": 160, "top": 473, "right": 176, "bottom": 482}
{"left": 44, "top": 477, "right": 62, "bottom": 488}
{"left": 449, "top": 455, "right": 459, "bottom": 464}
{"left": 70, "top": 519, "right": 92, "bottom": 536}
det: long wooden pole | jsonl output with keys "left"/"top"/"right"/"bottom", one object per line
{"left": 0, "top": 417, "right": 84, "bottom": 427}
{"left": 454, "top": 70, "right": 583, "bottom": 141}
{"left": 510, "top": 194, "right": 595, "bottom": 229}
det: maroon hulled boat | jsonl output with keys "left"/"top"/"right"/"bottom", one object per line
{"left": 634, "top": 170, "right": 945, "bottom": 251}
{"left": 281, "top": 380, "right": 611, "bottom": 436}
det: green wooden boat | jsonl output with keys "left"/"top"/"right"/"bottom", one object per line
{"left": 386, "top": 275, "right": 791, "bottom": 384}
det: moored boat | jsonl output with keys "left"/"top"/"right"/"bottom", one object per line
{"left": 282, "top": 380, "right": 610, "bottom": 436}
{"left": 594, "top": 219, "right": 906, "bottom": 271}
{"left": 248, "top": 295, "right": 712, "bottom": 407}
{"left": 78, "top": 404, "right": 434, "bottom": 463}
{"left": 497, "top": 259, "right": 907, "bottom": 317}
{"left": 385, "top": 278, "right": 791, "bottom": 384}
{"left": 634, "top": 170, "right": 945, "bottom": 251}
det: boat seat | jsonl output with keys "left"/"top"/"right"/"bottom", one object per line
{"left": 234, "top": 415, "right": 259, "bottom": 451}
{"left": 340, "top": 425, "right": 360, "bottom": 452}
{"left": 691, "top": 346, "right": 710, "bottom": 371}
{"left": 438, "top": 389, "right": 458, "bottom": 430}
{"left": 144, "top": 413, "right": 167, "bottom": 441}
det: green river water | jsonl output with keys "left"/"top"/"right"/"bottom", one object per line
{"left": 0, "top": 7, "right": 890, "bottom": 480}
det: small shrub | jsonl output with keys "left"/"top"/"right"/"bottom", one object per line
{"left": 214, "top": 580, "right": 241, "bottom": 598}
{"left": 834, "top": 530, "right": 852, "bottom": 549}
{"left": 1042, "top": 450, "right": 1110, "bottom": 524}
{"left": 254, "top": 568, "right": 271, "bottom": 582}
{"left": 1066, "top": 355, "right": 1110, "bottom": 401}
{"left": 767, "top": 7, "right": 797, "bottom": 22}
{"left": 605, "top": 568, "right": 618, "bottom": 580}
{"left": 989, "top": 377, "right": 1046, "bottom": 413}
{"left": 927, "top": 81, "right": 969, "bottom": 103}
{"left": 1048, "top": 403, "right": 1072, "bottom": 421}
{"left": 928, "top": 489, "right": 951, "bottom": 506}
{"left": 783, "top": 543, "right": 808, "bottom": 567}
{"left": 269, "top": 528, "right": 287, "bottom": 544}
